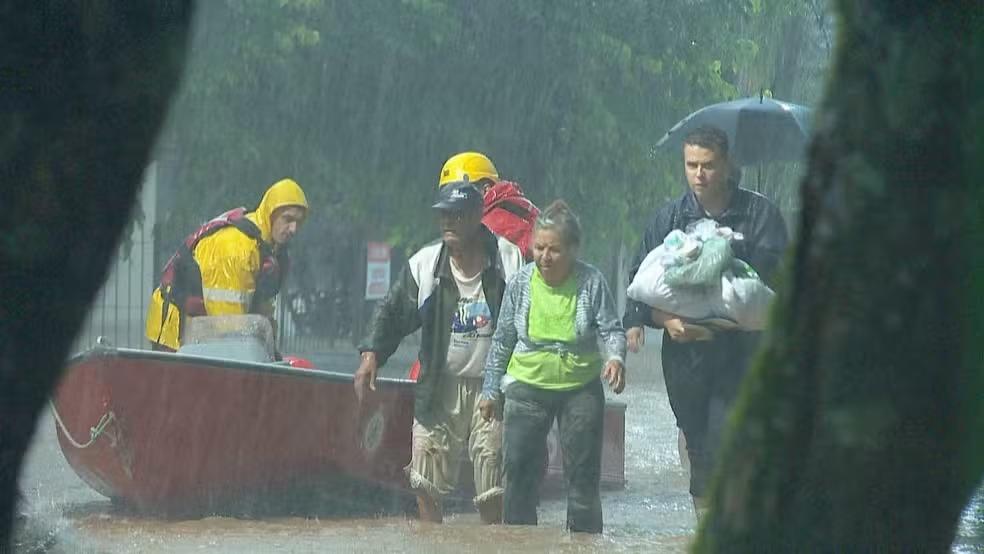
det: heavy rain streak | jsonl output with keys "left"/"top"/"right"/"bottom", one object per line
{"left": 6, "top": 1, "right": 983, "bottom": 553}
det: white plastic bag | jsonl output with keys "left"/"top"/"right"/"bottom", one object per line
{"left": 720, "top": 262, "right": 775, "bottom": 330}
{"left": 628, "top": 220, "right": 773, "bottom": 330}
{"left": 627, "top": 257, "right": 722, "bottom": 320}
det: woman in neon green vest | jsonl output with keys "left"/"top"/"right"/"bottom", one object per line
{"left": 479, "top": 199, "right": 626, "bottom": 533}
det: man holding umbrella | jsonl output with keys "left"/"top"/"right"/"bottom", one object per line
{"left": 623, "top": 125, "right": 788, "bottom": 518}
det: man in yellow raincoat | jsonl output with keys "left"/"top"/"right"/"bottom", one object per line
{"left": 145, "top": 178, "right": 309, "bottom": 350}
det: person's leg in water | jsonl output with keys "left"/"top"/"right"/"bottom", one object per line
{"left": 466, "top": 379, "right": 504, "bottom": 524}
{"left": 661, "top": 344, "right": 714, "bottom": 521}
{"left": 407, "top": 423, "right": 449, "bottom": 523}
{"left": 557, "top": 379, "right": 605, "bottom": 533}
{"left": 678, "top": 429, "right": 690, "bottom": 472}
{"left": 14, "top": 488, "right": 26, "bottom": 525}
{"left": 405, "top": 379, "right": 472, "bottom": 523}
{"left": 416, "top": 494, "right": 442, "bottom": 523}
{"left": 502, "top": 382, "right": 556, "bottom": 525}
{"left": 686, "top": 408, "right": 713, "bottom": 520}
{"left": 696, "top": 336, "right": 757, "bottom": 520}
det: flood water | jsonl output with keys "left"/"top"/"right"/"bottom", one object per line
{"left": 16, "top": 339, "right": 984, "bottom": 553}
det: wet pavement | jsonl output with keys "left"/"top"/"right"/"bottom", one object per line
{"left": 15, "top": 339, "right": 984, "bottom": 553}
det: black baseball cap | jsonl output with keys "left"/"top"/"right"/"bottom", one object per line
{"left": 432, "top": 181, "right": 483, "bottom": 212}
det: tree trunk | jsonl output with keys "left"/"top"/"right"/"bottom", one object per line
{"left": 0, "top": 1, "right": 193, "bottom": 546}
{"left": 696, "top": 1, "right": 983, "bottom": 551}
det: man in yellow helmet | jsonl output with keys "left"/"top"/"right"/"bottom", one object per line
{"left": 438, "top": 152, "right": 539, "bottom": 261}
{"left": 145, "top": 178, "right": 309, "bottom": 351}
{"left": 356, "top": 182, "right": 524, "bottom": 524}
{"left": 404, "top": 153, "right": 539, "bottom": 384}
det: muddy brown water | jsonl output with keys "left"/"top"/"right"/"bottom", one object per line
{"left": 15, "top": 340, "right": 984, "bottom": 553}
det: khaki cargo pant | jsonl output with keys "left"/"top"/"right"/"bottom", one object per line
{"left": 405, "top": 377, "right": 503, "bottom": 508}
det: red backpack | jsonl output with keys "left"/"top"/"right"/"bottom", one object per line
{"left": 482, "top": 181, "right": 539, "bottom": 261}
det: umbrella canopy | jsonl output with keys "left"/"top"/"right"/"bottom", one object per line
{"left": 656, "top": 96, "right": 812, "bottom": 166}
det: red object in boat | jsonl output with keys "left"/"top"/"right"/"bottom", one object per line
{"left": 52, "top": 346, "right": 414, "bottom": 514}
{"left": 281, "top": 355, "right": 315, "bottom": 369}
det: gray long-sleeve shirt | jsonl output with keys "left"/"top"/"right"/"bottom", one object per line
{"left": 482, "top": 260, "right": 626, "bottom": 399}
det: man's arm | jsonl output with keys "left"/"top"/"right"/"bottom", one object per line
{"left": 744, "top": 201, "right": 790, "bottom": 285}
{"left": 592, "top": 271, "right": 627, "bottom": 364}
{"left": 481, "top": 273, "right": 521, "bottom": 400}
{"left": 623, "top": 207, "right": 674, "bottom": 330}
{"left": 357, "top": 264, "right": 422, "bottom": 366}
{"left": 652, "top": 306, "right": 715, "bottom": 342}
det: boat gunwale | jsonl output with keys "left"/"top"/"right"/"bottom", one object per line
{"left": 63, "top": 348, "right": 625, "bottom": 406}
{"left": 65, "top": 346, "right": 416, "bottom": 388}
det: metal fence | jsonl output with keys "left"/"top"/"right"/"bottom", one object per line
{"left": 275, "top": 247, "right": 387, "bottom": 357}
{"left": 72, "top": 165, "right": 159, "bottom": 354}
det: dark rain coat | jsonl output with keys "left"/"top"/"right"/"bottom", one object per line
{"left": 623, "top": 186, "right": 788, "bottom": 495}
{"left": 623, "top": 187, "right": 788, "bottom": 329}
{"left": 359, "top": 226, "right": 524, "bottom": 424}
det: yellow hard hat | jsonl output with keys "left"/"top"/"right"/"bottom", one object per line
{"left": 438, "top": 152, "right": 498, "bottom": 187}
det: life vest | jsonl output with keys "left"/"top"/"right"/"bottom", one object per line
{"left": 155, "top": 207, "right": 288, "bottom": 340}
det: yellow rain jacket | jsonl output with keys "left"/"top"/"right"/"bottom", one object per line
{"left": 145, "top": 179, "right": 309, "bottom": 349}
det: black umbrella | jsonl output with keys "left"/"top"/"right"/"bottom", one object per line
{"left": 656, "top": 95, "right": 812, "bottom": 166}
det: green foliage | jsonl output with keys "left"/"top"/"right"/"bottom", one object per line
{"left": 157, "top": 0, "right": 829, "bottom": 265}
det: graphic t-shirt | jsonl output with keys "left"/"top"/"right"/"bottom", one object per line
{"left": 445, "top": 259, "right": 493, "bottom": 378}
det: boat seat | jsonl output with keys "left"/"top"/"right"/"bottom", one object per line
{"left": 177, "top": 314, "right": 276, "bottom": 363}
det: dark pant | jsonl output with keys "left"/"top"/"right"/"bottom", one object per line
{"left": 502, "top": 378, "right": 605, "bottom": 533}
{"left": 661, "top": 332, "right": 759, "bottom": 497}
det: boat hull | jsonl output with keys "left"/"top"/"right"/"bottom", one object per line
{"left": 54, "top": 347, "right": 626, "bottom": 514}
{"left": 53, "top": 347, "right": 414, "bottom": 514}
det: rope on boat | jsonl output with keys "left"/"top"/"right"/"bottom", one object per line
{"left": 49, "top": 400, "right": 116, "bottom": 449}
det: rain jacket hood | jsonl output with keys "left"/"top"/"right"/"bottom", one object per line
{"left": 246, "top": 178, "right": 309, "bottom": 244}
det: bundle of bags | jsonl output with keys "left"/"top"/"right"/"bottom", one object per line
{"left": 626, "top": 219, "right": 774, "bottom": 330}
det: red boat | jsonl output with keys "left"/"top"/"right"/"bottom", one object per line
{"left": 53, "top": 321, "right": 625, "bottom": 515}
{"left": 52, "top": 344, "right": 415, "bottom": 514}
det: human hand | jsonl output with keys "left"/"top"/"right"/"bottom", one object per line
{"left": 478, "top": 398, "right": 497, "bottom": 422}
{"left": 664, "top": 318, "right": 715, "bottom": 343}
{"left": 354, "top": 352, "right": 378, "bottom": 403}
{"left": 626, "top": 327, "right": 645, "bottom": 353}
{"left": 602, "top": 360, "right": 625, "bottom": 394}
